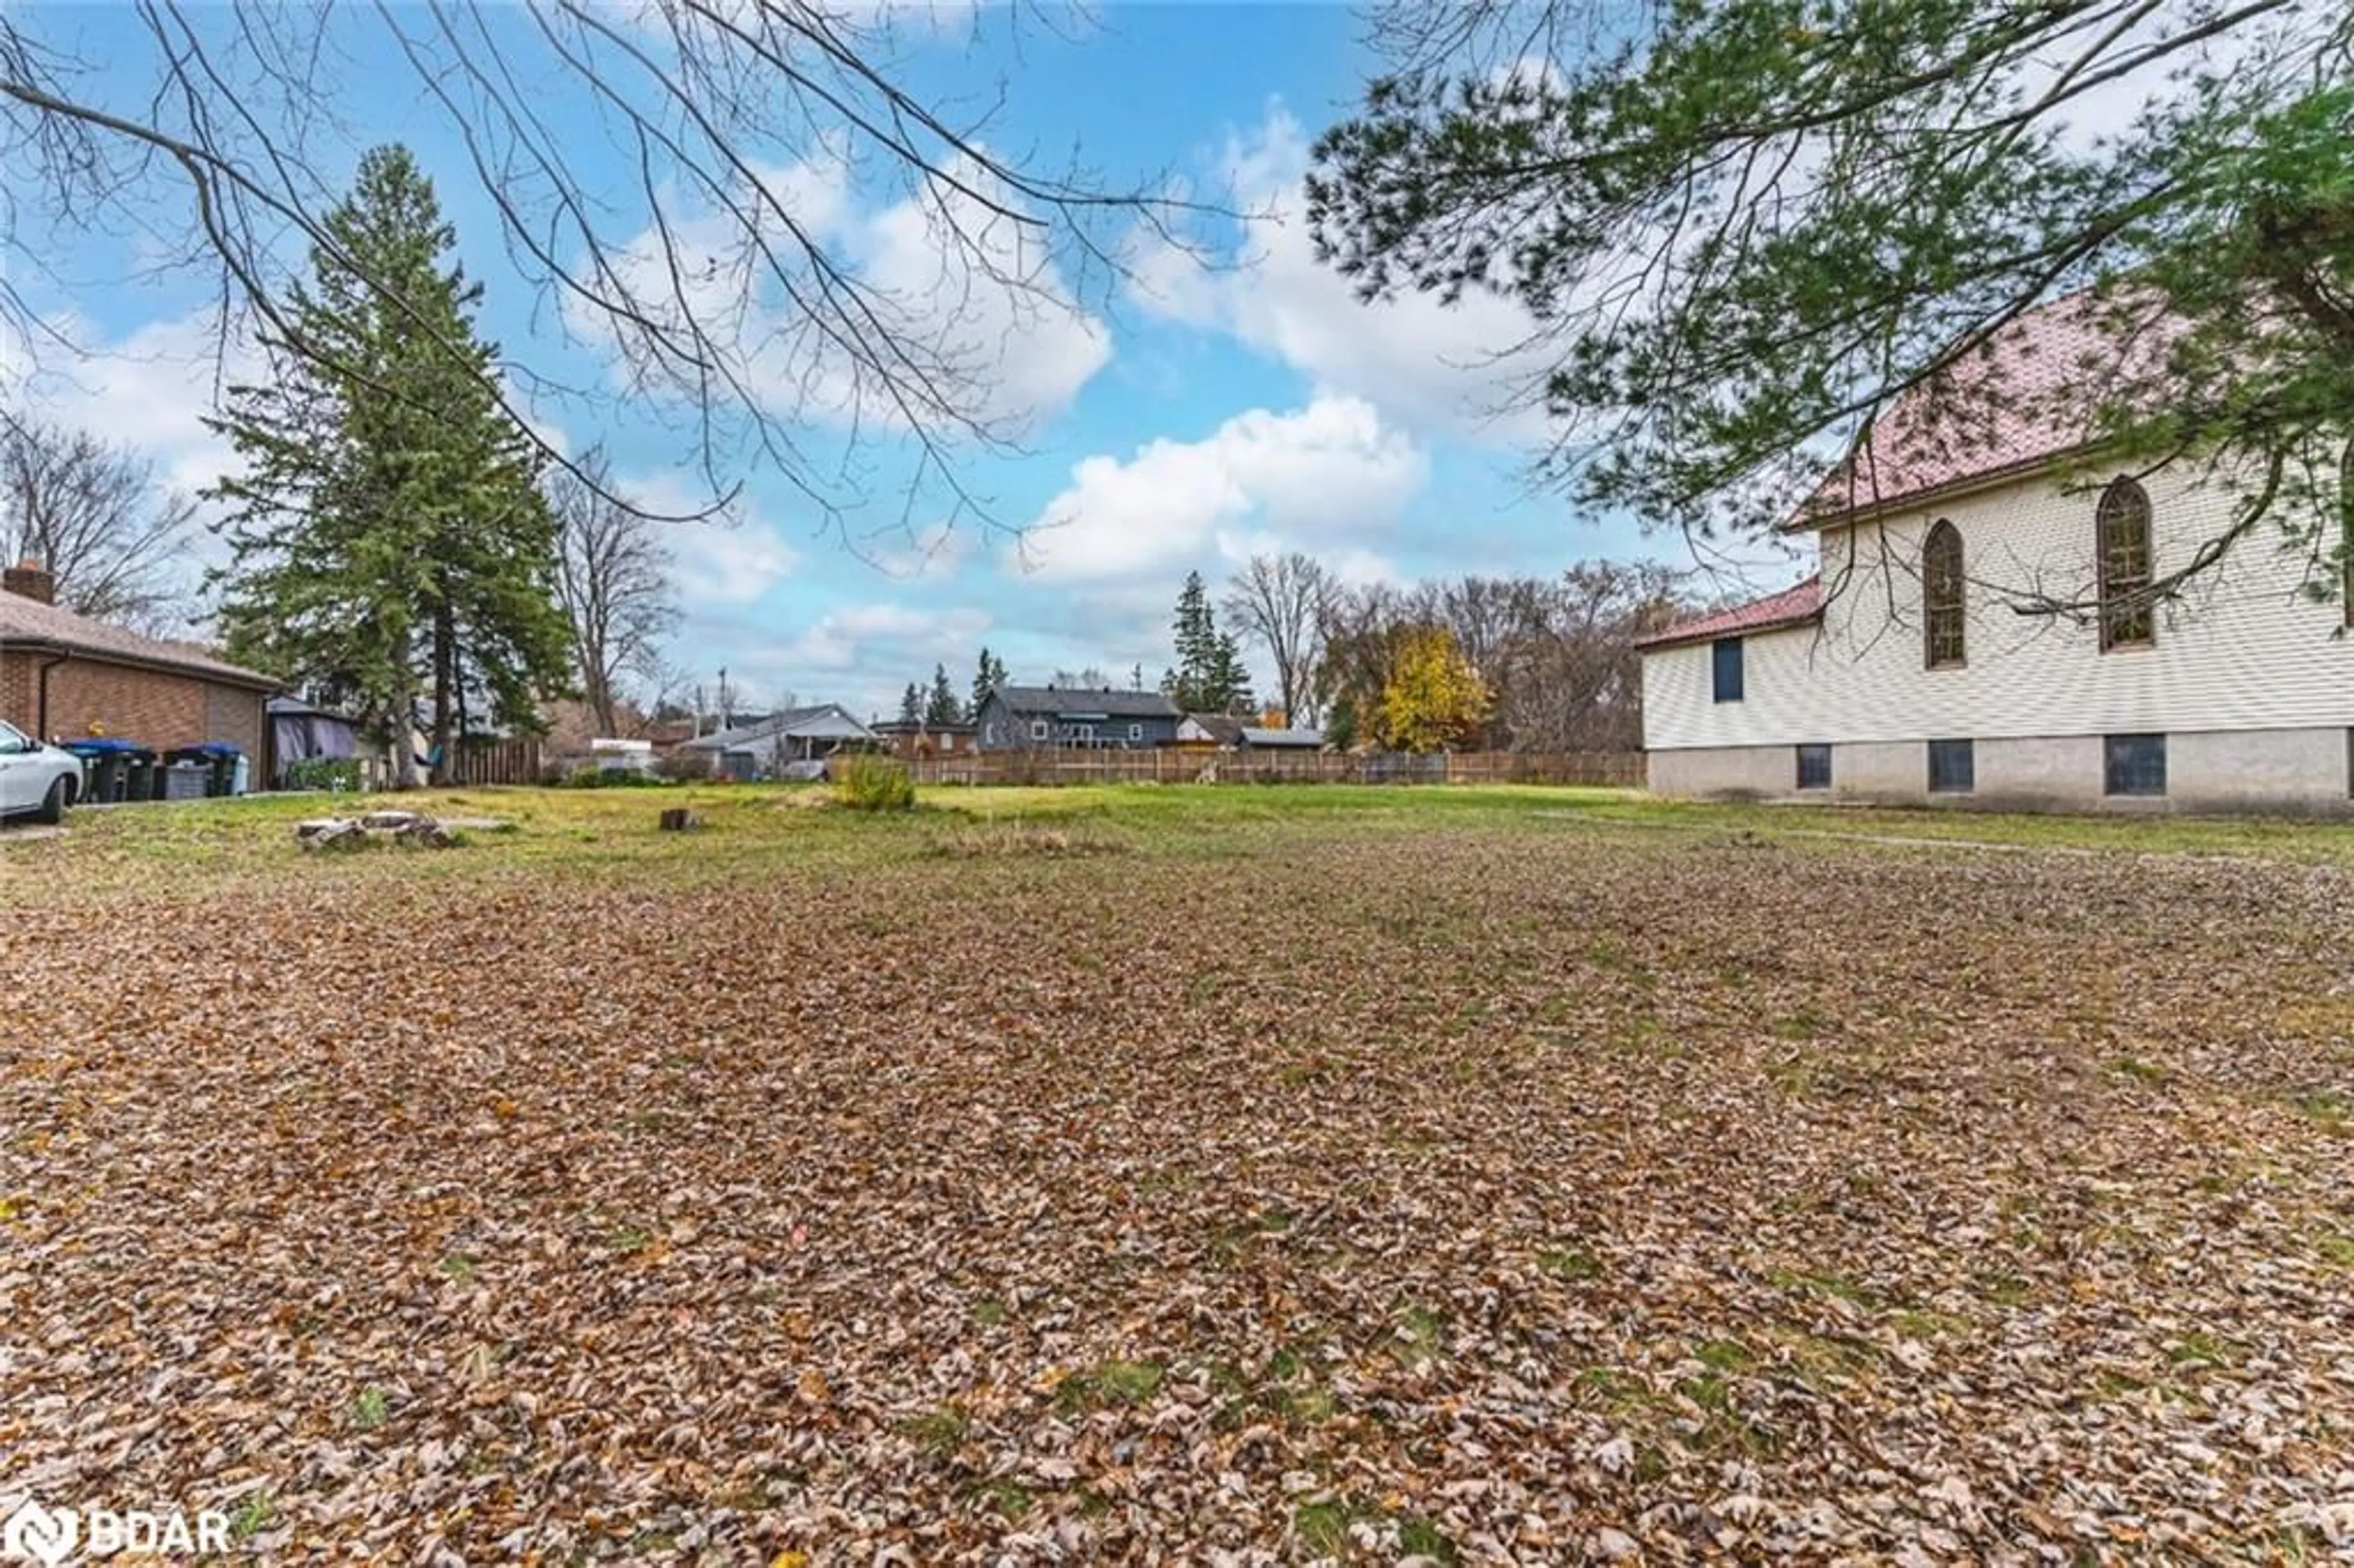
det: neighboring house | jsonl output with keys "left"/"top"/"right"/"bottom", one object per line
{"left": 975, "top": 686, "right": 1183, "bottom": 750}
{"left": 1638, "top": 299, "right": 2354, "bottom": 813}
{"left": 1174, "top": 713, "right": 1244, "bottom": 750}
{"left": 872, "top": 718, "right": 978, "bottom": 760}
{"left": 1238, "top": 726, "right": 1325, "bottom": 751}
{"left": 1176, "top": 714, "right": 1327, "bottom": 751}
{"left": 676, "top": 704, "right": 877, "bottom": 780}
{"left": 1, "top": 558, "right": 278, "bottom": 759}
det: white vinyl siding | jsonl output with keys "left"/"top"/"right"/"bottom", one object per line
{"left": 1644, "top": 461, "right": 2354, "bottom": 751}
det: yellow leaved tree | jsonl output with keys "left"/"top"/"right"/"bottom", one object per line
{"left": 1377, "top": 627, "right": 1488, "bottom": 753}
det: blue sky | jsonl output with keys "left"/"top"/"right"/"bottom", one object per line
{"left": 12, "top": 2, "right": 1742, "bottom": 721}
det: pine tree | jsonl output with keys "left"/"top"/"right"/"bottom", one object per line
{"left": 899, "top": 682, "right": 923, "bottom": 726}
{"left": 211, "top": 145, "right": 571, "bottom": 786}
{"left": 971, "top": 646, "right": 1007, "bottom": 715}
{"left": 925, "top": 663, "right": 962, "bottom": 726}
{"left": 1170, "top": 571, "right": 1221, "bottom": 711}
{"left": 1210, "top": 632, "right": 1255, "bottom": 715}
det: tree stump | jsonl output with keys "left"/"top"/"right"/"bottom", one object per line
{"left": 658, "top": 808, "right": 701, "bottom": 832}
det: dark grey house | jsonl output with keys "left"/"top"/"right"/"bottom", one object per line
{"left": 975, "top": 685, "right": 1184, "bottom": 750}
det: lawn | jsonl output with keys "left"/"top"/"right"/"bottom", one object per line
{"left": 6, "top": 783, "right": 2354, "bottom": 1561}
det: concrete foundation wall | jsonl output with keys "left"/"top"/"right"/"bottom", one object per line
{"left": 1646, "top": 746, "right": 1794, "bottom": 799}
{"left": 1650, "top": 727, "right": 2354, "bottom": 815}
{"left": 2171, "top": 728, "right": 2352, "bottom": 815}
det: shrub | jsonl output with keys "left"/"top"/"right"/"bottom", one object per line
{"left": 560, "top": 765, "right": 672, "bottom": 789}
{"left": 286, "top": 756, "right": 365, "bottom": 793}
{"left": 835, "top": 755, "right": 915, "bottom": 812}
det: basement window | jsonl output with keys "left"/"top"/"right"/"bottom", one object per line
{"left": 2103, "top": 733, "right": 2167, "bottom": 797}
{"left": 1927, "top": 739, "right": 1975, "bottom": 794}
{"left": 1795, "top": 744, "right": 1832, "bottom": 791}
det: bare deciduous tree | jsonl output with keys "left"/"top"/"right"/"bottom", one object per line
{"left": 1222, "top": 552, "right": 1333, "bottom": 727}
{"left": 1485, "top": 562, "right": 1685, "bottom": 754}
{"left": 0, "top": 412, "right": 196, "bottom": 629}
{"left": 1316, "top": 563, "right": 1688, "bottom": 752}
{"left": 0, "top": 3, "right": 1214, "bottom": 536}
{"left": 551, "top": 447, "right": 679, "bottom": 737}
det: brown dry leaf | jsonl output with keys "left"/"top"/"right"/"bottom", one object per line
{"left": 4, "top": 790, "right": 2354, "bottom": 1561}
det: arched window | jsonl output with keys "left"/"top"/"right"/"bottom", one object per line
{"left": 2097, "top": 477, "right": 2154, "bottom": 650}
{"left": 1923, "top": 520, "right": 1965, "bottom": 668}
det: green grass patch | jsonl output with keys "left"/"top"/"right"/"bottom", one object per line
{"left": 1056, "top": 1358, "right": 1164, "bottom": 1412}
{"left": 2291, "top": 1090, "right": 2351, "bottom": 1136}
{"left": 2166, "top": 1331, "right": 2241, "bottom": 1370}
{"left": 1537, "top": 1245, "right": 1603, "bottom": 1281}
{"left": 226, "top": 1491, "right": 275, "bottom": 1545}
{"left": 966, "top": 1478, "right": 1033, "bottom": 1520}
{"left": 1294, "top": 1499, "right": 1358, "bottom": 1556}
{"left": 898, "top": 1404, "right": 969, "bottom": 1455}
{"left": 1769, "top": 1007, "right": 1829, "bottom": 1041}
{"left": 1393, "top": 1304, "right": 1446, "bottom": 1363}
{"left": 1397, "top": 1514, "right": 1458, "bottom": 1561}
{"left": 1768, "top": 1267, "right": 1877, "bottom": 1307}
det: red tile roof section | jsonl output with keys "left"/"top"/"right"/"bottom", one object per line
{"left": 1794, "top": 292, "right": 2175, "bottom": 528}
{"left": 0, "top": 587, "right": 280, "bottom": 688}
{"left": 1635, "top": 576, "right": 1822, "bottom": 650}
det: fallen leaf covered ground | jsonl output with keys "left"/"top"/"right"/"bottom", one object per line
{"left": 4, "top": 786, "right": 2353, "bottom": 1562}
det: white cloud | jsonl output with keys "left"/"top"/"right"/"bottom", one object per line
{"left": 13, "top": 308, "right": 256, "bottom": 503}
{"left": 1011, "top": 394, "right": 1425, "bottom": 585}
{"left": 1133, "top": 106, "right": 1555, "bottom": 445}
{"left": 782, "top": 600, "right": 991, "bottom": 673}
{"left": 574, "top": 146, "right": 1110, "bottom": 437}
{"left": 623, "top": 471, "right": 806, "bottom": 607}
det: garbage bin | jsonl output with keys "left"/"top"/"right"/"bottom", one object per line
{"left": 64, "top": 737, "right": 140, "bottom": 804}
{"left": 126, "top": 748, "right": 162, "bottom": 802}
{"left": 168, "top": 744, "right": 242, "bottom": 797}
{"left": 162, "top": 761, "right": 211, "bottom": 801}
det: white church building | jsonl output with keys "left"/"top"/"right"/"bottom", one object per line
{"left": 1639, "top": 300, "right": 2354, "bottom": 814}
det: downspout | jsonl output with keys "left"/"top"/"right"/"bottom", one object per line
{"left": 34, "top": 652, "right": 68, "bottom": 740}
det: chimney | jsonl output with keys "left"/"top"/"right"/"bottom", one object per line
{"left": 3, "top": 557, "right": 55, "bottom": 606}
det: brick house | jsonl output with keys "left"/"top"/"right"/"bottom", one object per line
{"left": 1, "top": 560, "right": 279, "bottom": 758}
{"left": 872, "top": 717, "right": 978, "bottom": 760}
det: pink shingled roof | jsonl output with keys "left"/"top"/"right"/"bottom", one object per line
{"left": 1794, "top": 292, "right": 2175, "bottom": 527}
{"left": 1635, "top": 576, "right": 1821, "bottom": 650}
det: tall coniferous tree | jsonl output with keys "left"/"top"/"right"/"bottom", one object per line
{"left": 1170, "top": 571, "right": 1221, "bottom": 711}
{"left": 970, "top": 647, "right": 1007, "bottom": 715}
{"left": 210, "top": 145, "right": 571, "bottom": 785}
{"left": 925, "top": 664, "right": 962, "bottom": 726}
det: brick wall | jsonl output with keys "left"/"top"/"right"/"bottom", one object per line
{"left": 0, "top": 652, "right": 265, "bottom": 756}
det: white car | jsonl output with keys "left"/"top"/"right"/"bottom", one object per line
{"left": 0, "top": 720, "right": 82, "bottom": 823}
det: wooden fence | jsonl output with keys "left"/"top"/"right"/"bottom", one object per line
{"left": 451, "top": 737, "right": 545, "bottom": 786}
{"left": 907, "top": 748, "right": 1644, "bottom": 789}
